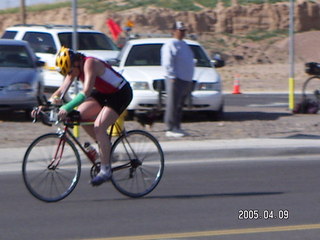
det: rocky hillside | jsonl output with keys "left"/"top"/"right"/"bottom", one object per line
{"left": 1, "top": 0, "right": 320, "bottom": 64}
{"left": 1, "top": 0, "right": 320, "bottom": 92}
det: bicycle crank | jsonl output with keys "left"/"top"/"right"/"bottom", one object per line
{"left": 90, "top": 162, "right": 101, "bottom": 179}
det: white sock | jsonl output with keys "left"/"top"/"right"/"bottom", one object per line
{"left": 99, "top": 164, "right": 110, "bottom": 176}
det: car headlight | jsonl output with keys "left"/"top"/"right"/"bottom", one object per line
{"left": 7, "top": 83, "right": 32, "bottom": 91}
{"left": 130, "top": 81, "right": 150, "bottom": 90}
{"left": 197, "top": 82, "right": 221, "bottom": 91}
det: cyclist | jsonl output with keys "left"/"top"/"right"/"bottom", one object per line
{"left": 46, "top": 47, "right": 132, "bottom": 186}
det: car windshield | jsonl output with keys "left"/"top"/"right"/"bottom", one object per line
{"left": 0, "top": 45, "right": 33, "bottom": 68}
{"left": 58, "top": 32, "right": 119, "bottom": 51}
{"left": 190, "top": 45, "right": 212, "bottom": 67}
{"left": 124, "top": 43, "right": 212, "bottom": 67}
{"left": 125, "top": 44, "right": 162, "bottom": 66}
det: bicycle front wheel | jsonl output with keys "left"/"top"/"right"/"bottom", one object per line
{"left": 111, "top": 130, "right": 164, "bottom": 198}
{"left": 22, "top": 133, "right": 81, "bottom": 202}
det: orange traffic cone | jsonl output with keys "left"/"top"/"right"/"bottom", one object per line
{"left": 232, "top": 75, "right": 242, "bottom": 94}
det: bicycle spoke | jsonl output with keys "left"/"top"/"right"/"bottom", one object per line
{"left": 111, "top": 130, "right": 164, "bottom": 198}
{"left": 22, "top": 133, "right": 81, "bottom": 202}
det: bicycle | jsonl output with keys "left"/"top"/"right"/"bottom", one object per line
{"left": 293, "top": 62, "right": 320, "bottom": 114}
{"left": 22, "top": 99, "right": 165, "bottom": 202}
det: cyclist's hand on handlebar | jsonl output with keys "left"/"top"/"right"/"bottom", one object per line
{"left": 31, "top": 106, "right": 44, "bottom": 119}
{"left": 49, "top": 97, "right": 63, "bottom": 106}
{"left": 58, "top": 108, "right": 68, "bottom": 121}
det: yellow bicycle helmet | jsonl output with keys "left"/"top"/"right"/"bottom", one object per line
{"left": 56, "top": 46, "right": 74, "bottom": 76}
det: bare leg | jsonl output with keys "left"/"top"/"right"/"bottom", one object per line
{"left": 77, "top": 97, "right": 101, "bottom": 141}
{"left": 94, "top": 106, "right": 119, "bottom": 166}
{"left": 77, "top": 98, "right": 119, "bottom": 185}
{"left": 88, "top": 106, "right": 119, "bottom": 186}
{"left": 78, "top": 98, "right": 119, "bottom": 166}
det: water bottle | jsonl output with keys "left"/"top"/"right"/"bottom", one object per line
{"left": 84, "top": 142, "right": 99, "bottom": 164}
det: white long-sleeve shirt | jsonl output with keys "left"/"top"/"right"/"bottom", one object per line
{"left": 161, "top": 39, "right": 195, "bottom": 81}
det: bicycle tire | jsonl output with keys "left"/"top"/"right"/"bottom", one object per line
{"left": 302, "top": 76, "right": 320, "bottom": 102}
{"left": 110, "top": 130, "right": 164, "bottom": 198}
{"left": 22, "top": 133, "right": 81, "bottom": 202}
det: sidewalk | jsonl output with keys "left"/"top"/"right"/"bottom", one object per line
{"left": 2, "top": 137, "right": 320, "bottom": 173}
{"left": 162, "top": 137, "right": 320, "bottom": 161}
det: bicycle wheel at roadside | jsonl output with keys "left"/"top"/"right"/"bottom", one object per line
{"left": 110, "top": 130, "right": 164, "bottom": 198}
{"left": 22, "top": 133, "right": 81, "bottom": 202}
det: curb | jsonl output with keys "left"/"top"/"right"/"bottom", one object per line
{"left": 1, "top": 138, "right": 320, "bottom": 173}
{"left": 161, "top": 138, "right": 320, "bottom": 151}
{"left": 160, "top": 138, "right": 320, "bottom": 160}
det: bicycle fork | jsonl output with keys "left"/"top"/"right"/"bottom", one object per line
{"left": 48, "top": 134, "right": 67, "bottom": 170}
{"left": 120, "top": 136, "right": 142, "bottom": 178}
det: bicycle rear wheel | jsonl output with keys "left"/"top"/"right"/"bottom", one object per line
{"left": 302, "top": 76, "right": 320, "bottom": 108}
{"left": 22, "top": 133, "right": 81, "bottom": 202}
{"left": 111, "top": 130, "right": 164, "bottom": 198}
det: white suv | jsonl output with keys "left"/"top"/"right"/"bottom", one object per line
{"left": 1, "top": 24, "right": 119, "bottom": 91}
{"left": 111, "top": 38, "right": 224, "bottom": 120}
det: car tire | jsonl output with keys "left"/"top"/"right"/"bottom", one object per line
{"left": 25, "top": 109, "right": 33, "bottom": 120}
{"left": 125, "top": 110, "right": 135, "bottom": 120}
{"left": 207, "top": 105, "right": 224, "bottom": 121}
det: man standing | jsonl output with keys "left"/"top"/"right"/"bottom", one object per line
{"left": 161, "top": 21, "right": 195, "bottom": 137}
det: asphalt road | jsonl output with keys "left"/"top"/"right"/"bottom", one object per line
{"left": 225, "top": 93, "right": 290, "bottom": 108}
{"left": 1, "top": 153, "right": 320, "bottom": 240}
{"left": 1, "top": 93, "right": 320, "bottom": 240}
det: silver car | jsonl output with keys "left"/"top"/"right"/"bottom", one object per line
{"left": 0, "top": 39, "right": 44, "bottom": 113}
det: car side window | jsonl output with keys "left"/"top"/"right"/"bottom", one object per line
{"left": 1, "top": 31, "right": 18, "bottom": 39}
{"left": 58, "top": 33, "right": 118, "bottom": 51}
{"left": 22, "top": 32, "right": 57, "bottom": 54}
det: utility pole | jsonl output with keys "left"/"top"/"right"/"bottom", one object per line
{"left": 20, "top": 0, "right": 26, "bottom": 24}
{"left": 72, "top": 0, "right": 79, "bottom": 137}
{"left": 288, "top": 0, "right": 295, "bottom": 110}
{"left": 72, "top": 0, "right": 78, "bottom": 51}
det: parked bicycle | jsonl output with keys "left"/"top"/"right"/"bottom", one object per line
{"left": 293, "top": 62, "right": 320, "bottom": 114}
{"left": 22, "top": 99, "right": 164, "bottom": 202}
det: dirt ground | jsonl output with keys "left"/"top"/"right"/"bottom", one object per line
{"left": 1, "top": 103, "right": 320, "bottom": 149}
{"left": 219, "top": 63, "right": 309, "bottom": 93}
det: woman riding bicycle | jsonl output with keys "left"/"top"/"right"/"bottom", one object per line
{"left": 42, "top": 47, "right": 132, "bottom": 186}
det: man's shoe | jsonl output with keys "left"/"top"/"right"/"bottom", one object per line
{"left": 176, "top": 129, "right": 189, "bottom": 136}
{"left": 166, "top": 130, "right": 185, "bottom": 138}
{"left": 91, "top": 172, "right": 112, "bottom": 186}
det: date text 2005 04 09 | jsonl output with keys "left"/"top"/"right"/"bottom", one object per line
{"left": 238, "top": 209, "right": 289, "bottom": 220}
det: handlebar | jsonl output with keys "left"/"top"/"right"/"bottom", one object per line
{"left": 33, "top": 106, "right": 81, "bottom": 127}
{"left": 32, "top": 95, "right": 81, "bottom": 127}
{"left": 32, "top": 105, "right": 59, "bottom": 127}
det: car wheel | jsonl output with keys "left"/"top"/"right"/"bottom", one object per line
{"left": 25, "top": 109, "right": 33, "bottom": 120}
{"left": 125, "top": 110, "right": 135, "bottom": 120}
{"left": 207, "top": 105, "right": 224, "bottom": 121}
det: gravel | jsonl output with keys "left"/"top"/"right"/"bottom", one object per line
{"left": 1, "top": 105, "right": 320, "bottom": 149}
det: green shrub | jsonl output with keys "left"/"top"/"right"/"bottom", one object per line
{"left": 244, "top": 29, "right": 288, "bottom": 41}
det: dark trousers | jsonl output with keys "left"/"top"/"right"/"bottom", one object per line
{"left": 164, "top": 78, "right": 193, "bottom": 131}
